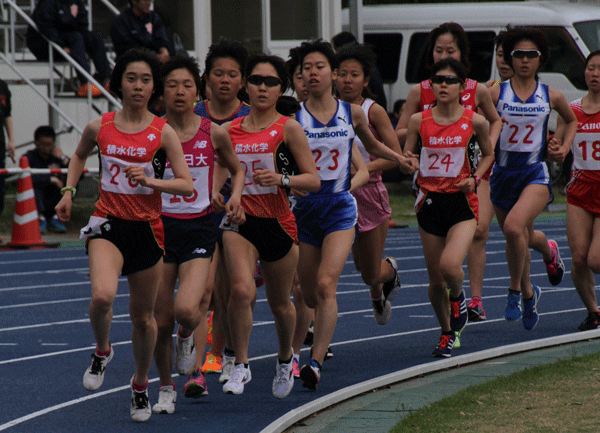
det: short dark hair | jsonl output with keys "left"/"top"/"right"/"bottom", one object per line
{"left": 34, "top": 125, "right": 56, "bottom": 141}
{"left": 331, "top": 31, "right": 357, "bottom": 51}
{"left": 109, "top": 48, "right": 162, "bottom": 105}
{"left": 426, "top": 22, "right": 471, "bottom": 72}
{"left": 160, "top": 55, "right": 202, "bottom": 94}
{"left": 431, "top": 58, "right": 468, "bottom": 83}
{"left": 296, "top": 39, "right": 338, "bottom": 71}
{"left": 286, "top": 46, "right": 302, "bottom": 81}
{"left": 335, "top": 43, "right": 376, "bottom": 78}
{"left": 392, "top": 99, "right": 406, "bottom": 115}
{"left": 246, "top": 53, "right": 289, "bottom": 94}
{"left": 203, "top": 38, "right": 248, "bottom": 78}
{"left": 502, "top": 27, "right": 549, "bottom": 70}
{"left": 585, "top": 49, "right": 600, "bottom": 68}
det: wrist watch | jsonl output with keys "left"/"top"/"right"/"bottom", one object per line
{"left": 471, "top": 175, "right": 481, "bottom": 186}
{"left": 281, "top": 174, "right": 290, "bottom": 187}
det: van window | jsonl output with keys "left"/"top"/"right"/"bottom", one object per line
{"left": 538, "top": 26, "right": 586, "bottom": 90}
{"left": 574, "top": 20, "right": 600, "bottom": 52}
{"left": 364, "top": 33, "right": 403, "bottom": 84}
{"left": 405, "top": 31, "right": 495, "bottom": 84}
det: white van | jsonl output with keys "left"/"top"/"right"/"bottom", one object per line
{"left": 342, "top": 1, "right": 600, "bottom": 111}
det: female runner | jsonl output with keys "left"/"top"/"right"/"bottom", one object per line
{"left": 404, "top": 58, "right": 494, "bottom": 358}
{"left": 217, "top": 53, "right": 320, "bottom": 398}
{"left": 553, "top": 50, "right": 600, "bottom": 331}
{"left": 488, "top": 27, "right": 576, "bottom": 330}
{"left": 396, "top": 23, "right": 502, "bottom": 327}
{"left": 152, "top": 56, "right": 245, "bottom": 414}
{"left": 335, "top": 43, "right": 404, "bottom": 325}
{"left": 293, "top": 39, "right": 416, "bottom": 390}
{"left": 55, "top": 48, "right": 193, "bottom": 422}
{"left": 179, "top": 39, "right": 250, "bottom": 382}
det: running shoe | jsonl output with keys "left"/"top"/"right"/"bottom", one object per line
{"left": 382, "top": 256, "right": 401, "bottom": 302}
{"left": 432, "top": 333, "right": 456, "bottom": 358}
{"left": 505, "top": 291, "right": 522, "bottom": 321}
{"left": 450, "top": 289, "right": 468, "bottom": 333}
{"left": 254, "top": 262, "right": 264, "bottom": 287}
{"left": 175, "top": 327, "right": 196, "bottom": 375}
{"left": 522, "top": 284, "right": 541, "bottom": 331}
{"left": 467, "top": 298, "right": 486, "bottom": 322}
{"left": 152, "top": 384, "right": 176, "bottom": 414}
{"left": 578, "top": 312, "right": 600, "bottom": 331}
{"left": 184, "top": 369, "right": 208, "bottom": 398}
{"left": 130, "top": 382, "right": 151, "bottom": 422}
{"left": 206, "top": 311, "right": 213, "bottom": 346}
{"left": 454, "top": 330, "right": 462, "bottom": 349}
{"left": 83, "top": 346, "right": 114, "bottom": 391}
{"left": 223, "top": 364, "right": 251, "bottom": 395}
{"left": 299, "top": 358, "right": 321, "bottom": 390}
{"left": 201, "top": 352, "right": 223, "bottom": 374}
{"left": 372, "top": 296, "right": 391, "bottom": 325}
{"left": 272, "top": 358, "right": 294, "bottom": 398}
{"left": 303, "top": 322, "right": 314, "bottom": 346}
{"left": 545, "top": 240, "right": 565, "bottom": 286}
{"left": 219, "top": 353, "right": 236, "bottom": 384}
{"left": 39, "top": 218, "right": 47, "bottom": 234}
{"left": 77, "top": 82, "right": 103, "bottom": 97}
{"left": 292, "top": 356, "right": 300, "bottom": 379}
{"left": 324, "top": 346, "right": 334, "bottom": 361}
{"left": 50, "top": 216, "right": 67, "bottom": 233}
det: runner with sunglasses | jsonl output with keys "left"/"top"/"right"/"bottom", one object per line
{"left": 488, "top": 27, "right": 576, "bottom": 330}
{"left": 334, "top": 43, "right": 405, "bottom": 326}
{"left": 395, "top": 23, "right": 502, "bottom": 343}
{"left": 217, "top": 53, "right": 320, "bottom": 398}
{"left": 404, "top": 58, "right": 494, "bottom": 358}
{"left": 550, "top": 50, "right": 600, "bottom": 331}
{"left": 293, "top": 39, "right": 416, "bottom": 390}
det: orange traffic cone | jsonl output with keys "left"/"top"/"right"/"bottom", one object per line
{"left": 7, "top": 156, "right": 48, "bottom": 248}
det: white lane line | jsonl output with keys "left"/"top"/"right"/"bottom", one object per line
{"left": 0, "top": 256, "right": 87, "bottom": 266}
{"left": 0, "top": 279, "right": 126, "bottom": 294}
{"left": 0, "top": 267, "right": 91, "bottom": 277}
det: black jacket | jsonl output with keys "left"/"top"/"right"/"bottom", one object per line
{"left": 110, "top": 8, "right": 171, "bottom": 58}
{"left": 28, "top": 0, "right": 89, "bottom": 47}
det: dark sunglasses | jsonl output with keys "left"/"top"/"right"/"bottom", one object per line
{"left": 431, "top": 75, "right": 463, "bottom": 85}
{"left": 247, "top": 75, "right": 282, "bottom": 87}
{"left": 510, "top": 49, "right": 541, "bottom": 59}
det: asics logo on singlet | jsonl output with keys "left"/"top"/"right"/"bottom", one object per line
{"left": 147, "top": 133, "right": 157, "bottom": 141}
{"left": 304, "top": 129, "right": 349, "bottom": 139}
{"left": 580, "top": 122, "right": 600, "bottom": 131}
{"left": 502, "top": 103, "right": 547, "bottom": 113}
{"left": 193, "top": 140, "right": 207, "bottom": 149}
{"left": 461, "top": 94, "right": 471, "bottom": 102}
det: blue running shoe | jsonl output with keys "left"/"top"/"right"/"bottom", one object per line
{"left": 523, "top": 285, "right": 541, "bottom": 330}
{"left": 450, "top": 289, "right": 468, "bottom": 333}
{"left": 432, "top": 333, "right": 456, "bottom": 358}
{"left": 505, "top": 291, "right": 522, "bottom": 321}
{"left": 50, "top": 216, "right": 67, "bottom": 233}
{"left": 39, "top": 218, "right": 47, "bottom": 233}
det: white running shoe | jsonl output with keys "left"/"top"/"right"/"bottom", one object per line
{"left": 83, "top": 346, "right": 114, "bottom": 391}
{"left": 372, "top": 297, "right": 392, "bottom": 325}
{"left": 219, "top": 353, "right": 236, "bottom": 384}
{"left": 130, "top": 378, "right": 151, "bottom": 422}
{"left": 175, "top": 329, "right": 196, "bottom": 375}
{"left": 382, "top": 256, "right": 401, "bottom": 302}
{"left": 272, "top": 358, "right": 294, "bottom": 399}
{"left": 222, "top": 364, "right": 251, "bottom": 395}
{"left": 152, "top": 384, "right": 176, "bottom": 414}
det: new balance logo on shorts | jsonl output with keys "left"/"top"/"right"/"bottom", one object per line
{"left": 193, "top": 248, "right": 207, "bottom": 254}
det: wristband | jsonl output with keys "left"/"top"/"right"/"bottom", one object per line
{"left": 470, "top": 175, "right": 481, "bottom": 187}
{"left": 61, "top": 186, "right": 76, "bottom": 198}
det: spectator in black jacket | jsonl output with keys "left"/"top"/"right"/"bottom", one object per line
{"left": 25, "top": 0, "right": 111, "bottom": 97}
{"left": 0, "top": 79, "right": 15, "bottom": 223}
{"left": 110, "top": 0, "right": 172, "bottom": 63}
{"left": 24, "top": 126, "right": 70, "bottom": 233}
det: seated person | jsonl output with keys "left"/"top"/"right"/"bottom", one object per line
{"left": 25, "top": 0, "right": 111, "bottom": 97}
{"left": 110, "top": 0, "right": 172, "bottom": 63}
{"left": 24, "top": 126, "right": 70, "bottom": 233}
